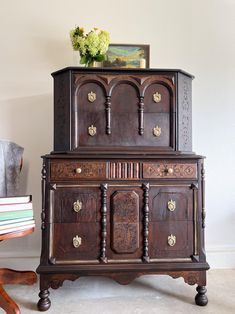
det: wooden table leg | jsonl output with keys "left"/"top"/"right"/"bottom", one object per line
{"left": 0, "top": 268, "right": 37, "bottom": 313}
{"left": 0, "top": 285, "right": 20, "bottom": 314}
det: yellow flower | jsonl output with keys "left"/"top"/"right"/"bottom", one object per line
{"left": 80, "top": 27, "right": 84, "bottom": 32}
{"left": 93, "top": 27, "right": 98, "bottom": 31}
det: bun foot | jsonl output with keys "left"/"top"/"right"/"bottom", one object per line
{"left": 195, "top": 285, "right": 208, "bottom": 306}
{"left": 37, "top": 289, "right": 51, "bottom": 311}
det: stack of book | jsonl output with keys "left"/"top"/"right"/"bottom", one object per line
{"left": 0, "top": 195, "right": 35, "bottom": 235}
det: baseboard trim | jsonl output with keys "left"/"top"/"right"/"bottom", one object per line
{"left": 206, "top": 245, "right": 235, "bottom": 269}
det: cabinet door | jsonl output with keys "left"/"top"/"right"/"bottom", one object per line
{"left": 72, "top": 74, "right": 175, "bottom": 151}
{"left": 107, "top": 187, "right": 143, "bottom": 261}
{"left": 48, "top": 184, "right": 101, "bottom": 264}
{"left": 76, "top": 80, "right": 106, "bottom": 147}
{"left": 51, "top": 186, "right": 101, "bottom": 223}
{"left": 50, "top": 223, "right": 100, "bottom": 264}
{"left": 149, "top": 186, "right": 194, "bottom": 259}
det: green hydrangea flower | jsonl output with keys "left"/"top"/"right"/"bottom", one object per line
{"left": 69, "top": 26, "right": 110, "bottom": 66}
{"left": 85, "top": 31, "right": 99, "bottom": 57}
{"left": 98, "top": 31, "right": 110, "bottom": 55}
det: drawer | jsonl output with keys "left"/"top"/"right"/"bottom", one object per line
{"left": 50, "top": 223, "right": 100, "bottom": 262}
{"left": 149, "top": 221, "right": 193, "bottom": 258}
{"left": 50, "top": 161, "right": 107, "bottom": 180}
{"left": 143, "top": 162, "right": 197, "bottom": 179}
{"left": 52, "top": 187, "right": 100, "bottom": 223}
{"left": 149, "top": 186, "right": 193, "bottom": 221}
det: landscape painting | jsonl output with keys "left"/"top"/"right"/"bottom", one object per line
{"left": 103, "top": 44, "right": 150, "bottom": 68}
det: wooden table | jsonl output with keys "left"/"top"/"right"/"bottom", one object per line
{"left": 0, "top": 228, "right": 37, "bottom": 314}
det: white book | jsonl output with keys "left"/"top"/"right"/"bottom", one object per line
{"left": 0, "top": 219, "right": 35, "bottom": 230}
{"left": 0, "top": 222, "right": 35, "bottom": 235}
{"left": 0, "top": 195, "right": 31, "bottom": 205}
{"left": 0, "top": 202, "right": 33, "bottom": 212}
{"left": 0, "top": 217, "right": 32, "bottom": 226}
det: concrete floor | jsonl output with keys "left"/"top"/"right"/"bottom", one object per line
{"left": 1, "top": 269, "right": 235, "bottom": 314}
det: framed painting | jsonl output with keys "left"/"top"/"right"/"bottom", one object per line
{"left": 103, "top": 44, "right": 150, "bottom": 68}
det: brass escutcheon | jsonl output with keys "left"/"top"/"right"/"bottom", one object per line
{"left": 88, "top": 91, "right": 96, "bottom": 103}
{"left": 73, "top": 235, "right": 82, "bottom": 248}
{"left": 88, "top": 125, "right": 97, "bottom": 136}
{"left": 167, "top": 200, "right": 176, "bottom": 211}
{"left": 168, "top": 234, "right": 176, "bottom": 247}
{"left": 153, "top": 126, "right": 161, "bottom": 137}
{"left": 73, "top": 200, "right": 82, "bottom": 212}
{"left": 153, "top": 92, "right": 161, "bottom": 103}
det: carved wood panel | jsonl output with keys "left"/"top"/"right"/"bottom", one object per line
{"left": 50, "top": 161, "right": 107, "bottom": 180}
{"left": 110, "top": 191, "right": 139, "bottom": 254}
{"left": 143, "top": 162, "right": 197, "bottom": 179}
{"left": 109, "top": 162, "right": 140, "bottom": 179}
{"left": 177, "top": 73, "right": 192, "bottom": 152}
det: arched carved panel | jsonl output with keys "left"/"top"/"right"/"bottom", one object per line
{"left": 144, "top": 83, "right": 171, "bottom": 113}
{"left": 110, "top": 81, "right": 139, "bottom": 113}
{"left": 76, "top": 81, "right": 106, "bottom": 113}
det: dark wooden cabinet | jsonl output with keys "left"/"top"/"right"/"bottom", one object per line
{"left": 37, "top": 68, "right": 209, "bottom": 311}
{"left": 52, "top": 68, "right": 192, "bottom": 153}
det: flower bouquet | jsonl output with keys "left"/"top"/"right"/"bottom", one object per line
{"left": 70, "top": 26, "right": 110, "bottom": 67}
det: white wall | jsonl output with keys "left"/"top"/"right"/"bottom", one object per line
{"left": 0, "top": 0, "right": 234, "bottom": 268}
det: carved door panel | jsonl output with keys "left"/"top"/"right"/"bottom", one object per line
{"left": 144, "top": 82, "right": 171, "bottom": 113}
{"left": 107, "top": 187, "right": 143, "bottom": 261}
{"left": 51, "top": 186, "right": 101, "bottom": 223}
{"left": 50, "top": 223, "right": 100, "bottom": 264}
{"left": 149, "top": 186, "right": 194, "bottom": 222}
{"left": 76, "top": 80, "right": 107, "bottom": 147}
{"left": 110, "top": 81, "right": 140, "bottom": 146}
{"left": 149, "top": 185, "right": 195, "bottom": 259}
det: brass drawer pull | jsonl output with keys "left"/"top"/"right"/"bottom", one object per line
{"left": 75, "top": 167, "right": 82, "bottom": 174}
{"left": 153, "top": 91, "right": 161, "bottom": 103}
{"left": 166, "top": 167, "right": 174, "bottom": 175}
{"left": 167, "top": 200, "right": 176, "bottom": 212}
{"left": 88, "top": 125, "right": 97, "bottom": 136}
{"left": 153, "top": 126, "right": 161, "bottom": 137}
{"left": 88, "top": 91, "right": 96, "bottom": 103}
{"left": 73, "top": 235, "right": 82, "bottom": 248}
{"left": 168, "top": 234, "right": 176, "bottom": 247}
{"left": 73, "top": 200, "right": 82, "bottom": 212}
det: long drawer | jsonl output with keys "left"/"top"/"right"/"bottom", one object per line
{"left": 50, "top": 160, "right": 197, "bottom": 181}
{"left": 143, "top": 162, "right": 197, "bottom": 179}
{"left": 50, "top": 161, "right": 107, "bottom": 180}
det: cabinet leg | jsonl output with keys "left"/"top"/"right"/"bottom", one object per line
{"left": 195, "top": 285, "right": 208, "bottom": 306}
{"left": 37, "top": 289, "right": 51, "bottom": 311}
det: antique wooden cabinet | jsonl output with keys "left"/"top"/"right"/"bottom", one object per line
{"left": 37, "top": 68, "right": 209, "bottom": 311}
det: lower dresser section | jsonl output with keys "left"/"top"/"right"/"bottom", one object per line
{"left": 37, "top": 156, "right": 209, "bottom": 311}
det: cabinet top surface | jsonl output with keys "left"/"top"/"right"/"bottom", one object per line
{"left": 42, "top": 152, "right": 204, "bottom": 160}
{"left": 51, "top": 67, "right": 194, "bottom": 79}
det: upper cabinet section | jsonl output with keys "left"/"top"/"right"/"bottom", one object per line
{"left": 52, "top": 68, "right": 193, "bottom": 153}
